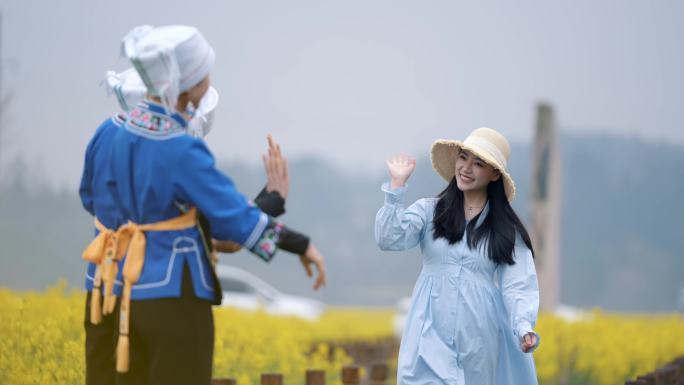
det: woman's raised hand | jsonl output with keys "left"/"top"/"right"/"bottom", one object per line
{"left": 263, "top": 134, "right": 289, "bottom": 199}
{"left": 386, "top": 154, "right": 416, "bottom": 189}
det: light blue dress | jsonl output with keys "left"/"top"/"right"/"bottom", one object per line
{"left": 375, "top": 183, "right": 540, "bottom": 385}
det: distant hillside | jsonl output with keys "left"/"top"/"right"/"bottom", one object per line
{"left": 0, "top": 132, "right": 682, "bottom": 311}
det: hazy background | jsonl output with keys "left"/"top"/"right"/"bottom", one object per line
{"left": 0, "top": 1, "right": 682, "bottom": 311}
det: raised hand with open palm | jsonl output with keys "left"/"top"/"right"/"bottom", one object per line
{"left": 386, "top": 154, "right": 417, "bottom": 189}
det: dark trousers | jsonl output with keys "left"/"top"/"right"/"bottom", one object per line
{"left": 116, "top": 265, "right": 215, "bottom": 385}
{"left": 84, "top": 290, "right": 120, "bottom": 385}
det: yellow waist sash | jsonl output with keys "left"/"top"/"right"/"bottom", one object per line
{"left": 82, "top": 219, "right": 126, "bottom": 323}
{"left": 82, "top": 208, "right": 198, "bottom": 373}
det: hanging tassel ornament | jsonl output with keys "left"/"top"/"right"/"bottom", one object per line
{"left": 102, "top": 234, "right": 120, "bottom": 315}
{"left": 116, "top": 281, "right": 132, "bottom": 373}
{"left": 90, "top": 265, "right": 103, "bottom": 324}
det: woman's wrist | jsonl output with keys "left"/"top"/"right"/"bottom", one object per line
{"left": 390, "top": 178, "right": 407, "bottom": 190}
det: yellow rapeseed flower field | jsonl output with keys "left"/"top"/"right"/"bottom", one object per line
{"left": 534, "top": 310, "right": 684, "bottom": 385}
{"left": 1, "top": 284, "right": 683, "bottom": 385}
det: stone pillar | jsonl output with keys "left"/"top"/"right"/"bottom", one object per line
{"left": 530, "top": 102, "right": 562, "bottom": 311}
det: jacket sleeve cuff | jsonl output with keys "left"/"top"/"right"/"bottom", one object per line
{"left": 246, "top": 216, "right": 280, "bottom": 262}
{"left": 381, "top": 182, "right": 407, "bottom": 205}
{"left": 516, "top": 324, "right": 541, "bottom": 353}
{"left": 277, "top": 226, "right": 310, "bottom": 255}
{"left": 254, "top": 187, "right": 286, "bottom": 217}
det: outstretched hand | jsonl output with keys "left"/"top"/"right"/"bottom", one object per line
{"left": 298, "top": 244, "right": 327, "bottom": 291}
{"left": 263, "top": 134, "right": 289, "bottom": 199}
{"left": 386, "top": 154, "right": 416, "bottom": 189}
{"left": 521, "top": 332, "right": 538, "bottom": 353}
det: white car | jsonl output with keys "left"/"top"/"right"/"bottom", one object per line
{"left": 394, "top": 296, "right": 412, "bottom": 337}
{"left": 215, "top": 264, "right": 325, "bottom": 320}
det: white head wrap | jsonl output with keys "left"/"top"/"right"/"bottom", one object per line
{"left": 121, "top": 25, "right": 215, "bottom": 113}
{"left": 103, "top": 68, "right": 219, "bottom": 137}
{"left": 103, "top": 68, "right": 146, "bottom": 112}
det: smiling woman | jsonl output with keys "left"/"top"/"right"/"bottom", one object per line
{"left": 454, "top": 150, "right": 501, "bottom": 210}
{"left": 375, "top": 127, "right": 539, "bottom": 385}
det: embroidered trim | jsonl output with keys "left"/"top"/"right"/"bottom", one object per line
{"left": 123, "top": 124, "right": 187, "bottom": 141}
{"left": 250, "top": 222, "right": 283, "bottom": 262}
{"left": 126, "top": 107, "right": 185, "bottom": 134}
{"left": 112, "top": 113, "right": 126, "bottom": 126}
{"left": 243, "top": 212, "right": 269, "bottom": 250}
{"left": 131, "top": 236, "right": 213, "bottom": 292}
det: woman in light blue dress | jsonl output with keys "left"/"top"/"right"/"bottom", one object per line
{"left": 375, "top": 127, "right": 540, "bottom": 385}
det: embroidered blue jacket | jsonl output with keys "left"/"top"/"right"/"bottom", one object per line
{"left": 81, "top": 101, "right": 278, "bottom": 301}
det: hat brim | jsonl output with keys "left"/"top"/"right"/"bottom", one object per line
{"left": 430, "top": 139, "right": 516, "bottom": 202}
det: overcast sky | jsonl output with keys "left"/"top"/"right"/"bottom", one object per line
{"left": 1, "top": 0, "right": 682, "bottom": 187}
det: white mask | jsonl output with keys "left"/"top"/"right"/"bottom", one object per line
{"left": 186, "top": 87, "right": 219, "bottom": 138}
{"left": 103, "top": 69, "right": 219, "bottom": 137}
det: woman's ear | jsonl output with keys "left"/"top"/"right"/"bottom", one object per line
{"left": 176, "top": 91, "right": 190, "bottom": 113}
{"left": 490, "top": 169, "right": 501, "bottom": 182}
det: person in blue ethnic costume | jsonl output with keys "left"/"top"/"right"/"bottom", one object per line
{"left": 81, "top": 77, "right": 221, "bottom": 385}
{"left": 80, "top": 112, "right": 293, "bottom": 385}
{"left": 375, "top": 127, "right": 540, "bottom": 385}
{"left": 80, "top": 25, "right": 326, "bottom": 385}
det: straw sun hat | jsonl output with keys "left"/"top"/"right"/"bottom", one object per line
{"left": 430, "top": 127, "right": 516, "bottom": 202}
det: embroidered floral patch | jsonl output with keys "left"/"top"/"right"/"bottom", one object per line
{"left": 251, "top": 222, "right": 283, "bottom": 262}
{"left": 127, "top": 107, "right": 185, "bottom": 133}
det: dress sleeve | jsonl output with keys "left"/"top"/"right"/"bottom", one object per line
{"left": 374, "top": 182, "right": 429, "bottom": 251}
{"left": 498, "top": 238, "right": 541, "bottom": 352}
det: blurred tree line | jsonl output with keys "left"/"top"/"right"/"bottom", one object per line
{"left": 0, "top": 133, "right": 682, "bottom": 312}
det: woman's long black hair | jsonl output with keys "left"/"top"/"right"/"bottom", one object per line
{"left": 432, "top": 176, "right": 534, "bottom": 265}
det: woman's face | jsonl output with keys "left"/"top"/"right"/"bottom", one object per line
{"left": 454, "top": 149, "right": 501, "bottom": 193}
